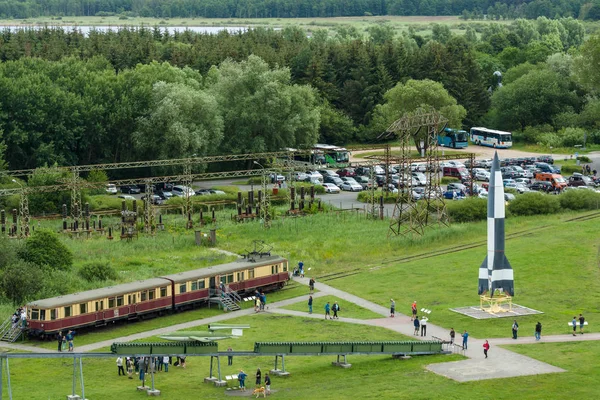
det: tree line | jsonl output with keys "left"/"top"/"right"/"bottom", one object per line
{"left": 0, "top": 17, "right": 599, "bottom": 176}
{"left": 1, "top": 0, "right": 600, "bottom": 20}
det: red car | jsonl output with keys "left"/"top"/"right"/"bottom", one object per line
{"left": 336, "top": 168, "right": 356, "bottom": 177}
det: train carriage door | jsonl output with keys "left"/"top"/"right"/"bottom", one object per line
{"left": 94, "top": 300, "right": 104, "bottom": 321}
{"left": 209, "top": 277, "right": 216, "bottom": 292}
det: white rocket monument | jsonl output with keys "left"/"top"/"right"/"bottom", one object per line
{"left": 478, "top": 152, "right": 514, "bottom": 297}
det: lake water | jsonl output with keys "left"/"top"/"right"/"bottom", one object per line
{"left": 0, "top": 25, "right": 247, "bottom": 36}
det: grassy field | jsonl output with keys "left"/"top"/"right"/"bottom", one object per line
{"left": 4, "top": 316, "right": 600, "bottom": 398}
{"left": 281, "top": 295, "right": 383, "bottom": 319}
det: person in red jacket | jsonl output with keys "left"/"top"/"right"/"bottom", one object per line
{"left": 483, "top": 340, "right": 490, "bottom": 359}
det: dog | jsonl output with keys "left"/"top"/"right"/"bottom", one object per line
{"left": 252, "top": 386, "right": 266, "bottom": 398}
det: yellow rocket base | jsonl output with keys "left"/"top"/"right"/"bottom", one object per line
{"left": 479, "top": 294, "right": 513, "bottom": 314}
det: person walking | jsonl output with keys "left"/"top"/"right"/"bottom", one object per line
{"left": 483, "top": 340, "right": 490, "bottom": 359}
{"left": 255, "top": 368, "right": 262, "bottom": 387}
{"left": 535, "top": 322, "right": 542, "bottom": 341}
{"left": 325, "top": 302, "right": 331, "bottom": 319}
{"left": 308, "top": 296, "right": 313, "bottom": 314}
{"left": 511, "top": 320, "right": 519, "bottom": 339}
{"left": 264, "top": 373, "right": 271, "bottom": 395}
{"left": 449, "top": 328, "right": 455, "bottom": 344}
{"left": 572, "top": 316, "right": 578, "bottom": 336}
{"left": 332, "top": 301, "right": 340, "bottom": 319}
{"left": 462, "top": 330, "right": 469, "bottom": 350}
{"left": 579, "top": 314, "right": 585, "bottom": 334}
{"left": 238, "top": 370, "right": 247, "bottom": 391}
{"left": 309, "top": 277, "right": 315, "bottom": 293}
{"left": 420, "top": 315, "right": 428, "bottom": 337}
{"left": 117, "top": 356, "right": 125, "bottom": 376}
{"left": 227, "top": 346, "right": 233, "bottom": 366}
{"left": 411, "top": 301, "right": 417, "bottom": 321}
{"left": 390, "top": 299, "right": 395, "bottom": 318}
{"left": 413, "top": 316, "right": 420, "bottom": 336}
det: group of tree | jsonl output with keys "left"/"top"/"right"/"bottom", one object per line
{"left": 2, "top": 0, "right": 600, "bottom": 20}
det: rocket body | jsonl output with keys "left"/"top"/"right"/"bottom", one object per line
{"left": 478, "top": 152, "right": 514, "bottom": 297}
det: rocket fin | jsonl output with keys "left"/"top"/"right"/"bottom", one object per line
{"left": 478, "top": 256, "right": 490, "bottom": 295}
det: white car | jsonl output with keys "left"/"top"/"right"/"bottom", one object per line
{"left": 474, "top": 169, "right": 490, "bottom": 181}
{"left": 479, "top": 159, "right": 493, "bottom": 168}
{"left": 410, "top": 162, "right": 427, "bottom": 172}
{"left": 322, "top": 183, "right": 340, "bottom": 193}
{"left": 105, "top": 184, "right": 117, "bottom": 195}
{"left": 293, "top": 172, "right": 308, "bottom": 181}
{"left": 340, "top": 181, "right": 362, "bottom": 192}
{"left": 118, "top": 194, "right": 135, "bottom": 200}
{"left": 306, "top": 171, "right": 323, "bottom": 181}
{"left": 171, "top": 185, "right": 195, "bottom": 197}
{"left": 515, "top": 184, "right": 530, "bottom": 194}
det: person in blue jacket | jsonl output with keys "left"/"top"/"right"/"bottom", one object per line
{"left": 238, "top": 370, "right": 248, "bottom": 391}
{"left": 462, "top": 330, "right": 469, "bottom": 349}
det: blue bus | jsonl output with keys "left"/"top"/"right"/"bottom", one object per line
{"left": 438, "top": 128, "right": 469, "bottom": 149}
{"left": 470, "top": 127, "right": 512, "bottom": 149}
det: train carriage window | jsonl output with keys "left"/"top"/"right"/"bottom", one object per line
{"left": 198, "top": 279, "right": 205, "bottom": 289}
{"left": 116, "top": 296, "right": 124, "bottom": 307}
{"left": 282, "top": 262, "right": 288, "bottom": 272}
{"left": 226, "top": 274, "right": 234, "bottom": 284}
{"left": 51, "top": 309, "right": 56, "bottom": 320}
{"left": 191, "top": 281, "right": 198, "bottom": 291}
{"left": 128, "top": 294, "right": 137, "bottom": 304}
{"left": 179, "top": 284, "right": 187, "bottom": 294}
{"left": 40, "top": 309, "right": 46, "bottom": 320}
{"left": 149, "top": 290, "right": 155, "bottom": 300}
{"left": 79, "top": 303, "right": 87, "bottom": 314}
{"left": 237, "top": 272, "right": 245, "bottom": 281}
{"left": 31, "top": 309, "right": 39, "bottom": 320}
{"left": 64, "top": 306, "right": 72, "bottom": 317}
{"left": 95, "top": 301, "right": 104, "bottom": 312}
{"left": 248, "top": 269, "right": 255, "bottom": 279}
{"left": 160, "top": 287, "right": 167, "bottom": 298}
{"left": 141, "top": 291, "right": 147, "bottom": 302}
{"left": 108, "top": 298, "right": 115, "bottom": 308}
{"left": 271, "top": 265, "right": 279, "bottom": 274}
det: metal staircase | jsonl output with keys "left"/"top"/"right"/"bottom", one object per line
{"left": 209, "top": 288, "right": 242, "bottom": 312}
{"left": 0, "top": 317, "right": 24, "bottom": 343}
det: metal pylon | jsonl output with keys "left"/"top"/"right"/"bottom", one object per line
{"left": 421, "top": 124, "right": 449, "bottom": 228}
{"left": 144, "top": 179, "right": 155, "bottom": 234}
{"left": 18, "top": 188, "right": 30, "bottom": 238}
{"left": 70, "top": 168, "right": 83, "bottom": 228}
{"left": 260, "top": 172, "right": 271, "bottom": 228}
{"left": 183, "top": 162, "right": 193, "bottom": 228}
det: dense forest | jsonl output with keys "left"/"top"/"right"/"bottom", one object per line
{"left": 1, "top": 0, "right": 600, "bottom": 20}
{"left": 0, "top": 16, "right": 599, "bottom": 175}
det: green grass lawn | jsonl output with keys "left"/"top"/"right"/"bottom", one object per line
{"left": 282, "top": 295, "right": 383, "bottom": 319}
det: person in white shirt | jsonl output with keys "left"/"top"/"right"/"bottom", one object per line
{"left": 163, "top": 356, "right": 170, "bottom": 372}
{"left": 420, "top": 316, "right": 428, "bottom": 337}
{"left": 116, "top": 357, "right": 125, "bottom": 376}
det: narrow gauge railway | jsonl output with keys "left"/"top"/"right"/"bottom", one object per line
{"left": 25, "top": 255, "right": 289, "bottom": 338}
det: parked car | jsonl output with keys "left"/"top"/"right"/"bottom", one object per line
{"left": 340, "top": 180, "right": 362, "bottom": 192}
{"left": 412, "top": 172, "right": 427, "bottom": 186}
{"left": 120, "top": 185, "right": 141, "bottom": 194}
{"left": 171, "top": 185, "right": 195, "bottom": 197}
{"left": 105, "top": 184, "right": 117, "bottom": 195}
{"left": 319, "top": 169, "right": 340, "bottom": 178}
{"left": 293, "top": 171, "right": 308, "bottom": 181}
{"left": 269, "top": 173, "right": 286, "bottom": 184}
{"left": 336, "top": 168, "right": 355, "bottom": 177}
{"left": 504, "top": 193, "right": 516, "bottom": 201}
{"left": 306, "top": 171, "right": 323, "bottom": 181}
{"left": 324, "top": 175, "right": 343, "bottom": 186}
{"left": 503, "top": 179, "right": 517, "bottom": 187}
{"left": 515, "top": 183, "right": 530, "bottom": 193}
{"left": 529, "top": 181, "right": 553, "bottom": 193}
{"left": 537, "top": 155, "right": 554, "bottom": 164}
{"left": 156, "top": 190, "right": 173, "bottom": 200}
{"left": 141, "top": 194, "right": 164, "bottom": 205}
{"left": 535, "top": 162, "right": 560, "bottom": 174}
{"left": 515, "top": 178, "right": 531, "bottom": 186}
{"left": 322, "top": 183, "right": 341, "bottom": 193}
{"left": 444, "top": 190, "right": 466, "bottom": 200}
{"left": 568, "top": 173, "right": 594, "bottom": 187}
{"left": 410, "top": 162, "right": 427, "bottom": 172}
{"left": 447, "top": 183, "right": 467, "bottom": 192}
{"left": 473, "top": 169, "right": 490, "bottom": 181}
{"left": 353, "top": 176, "right": 374, "bottom": 190}
{"left": 118, "top": 194, "right": 135, "bottom": 200}
{"left": 154, "top": 182, "right": 174, "bottom": 192}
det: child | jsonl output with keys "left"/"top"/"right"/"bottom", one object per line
{"left": 483, "top": 340, "right": 490, "bottom": 358}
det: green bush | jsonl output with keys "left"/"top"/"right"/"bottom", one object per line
{"left": 79, "top": 262, "right": 117, "bottom": 282}
{"left": 577, "top": 155, "right": 592, "bottom": 163}
{"left": 357, "top": 191, "right": 398, "bottom": 204}
{"left": 559, "top": 189, "right": 600, "bottom": 210}
{"left": 441, "top": 177, "right": 461, "bottom": 184}
{"left": 446, "top": 197, "right": 487, "bottom": 222}
{"left": 19, "top": 229, "right": 73, "bottom": 271}
{"left": 292, "top": 183, "right": 325, "bottom": 194}
{"left": 560, "top": 165, "right": 585, "bottom": 174}
{"left": 508, "top": 192, "right": 560, "bottom": 216}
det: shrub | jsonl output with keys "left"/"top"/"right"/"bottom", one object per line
{"left": 79, "top": 262, "right": 117, "bottom": 282}
{"left": 560, "top": 165, "right": 585, "bottom": 174}
{"left": 559, "top": 189, "right": 600, "bottom": 211}
{"left": 446, "top": 197, "right": 487, "bottom": 222}
{"left": 357, "top": 191, "right": 398, "bottom": 203}
{"left": 19, "top": 230, "right": 73, "bottom": 271}
{"left": 441, "top": 177, "right": 460, "bottom": 184}
{"left": 508, "top": 192, "right": 560, "bottom": 216}
{"left": 577, "top": 155, "right": 591, "bottom": 163}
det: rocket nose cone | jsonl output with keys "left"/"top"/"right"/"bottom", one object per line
{"left": 492, "top": 152, "right": 501, "bottom": 171}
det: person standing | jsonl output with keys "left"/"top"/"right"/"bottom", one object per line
{"left": 126, "top": 357, "right": 134, "bottom": 378}
{"left": 117, "top": 356, "right": 125, "bottom": 376}
{"left": 413, "top": 316, "right": 420, "bottom": 336}
{"left": 298, "top": 261, "right": 304, "bottom": 278}
{"left": 66, "top": 330, "right": 75, "bottom": 351}
{"left": 579, "top": 314, "right": 585, "bottom": 334}
{"left": 260, "top": 292, "right": 266, "bottom": 311}
{"left": 390, "top": 299, "right": 395, "bottom": 318}
{"left": 449, "top": 328, "right": 455, "bottom": 344}
{"left": 162, "top": 356, "right": 169, "bottom": 372}
{"left": 309, "top": 278, "right": 315, "bottom": 294}
{"left": 264, "top": 373, "right": 271, "bottom": 395}
{"left": 511, "top": 320, "right": 519, "bottom": 339}
{"left": 462, "top": 330, "right": 469, "bottom": 350}
{"left": 572, "top": 316, "right": 578, "bottom": 336}
{"left": 420, "top": 315, "right": 428, "bottom": 337}
{"left": 56, "top": 331, "right": 63, "bottom": 352}
{"left": 308, "top": 296, "right": 313, "bottom": 314}
{"left": 227, "top": 346, "right": 233, "bottom": 366}
{"left": 332, "top": 302, "right": 340, "bottom": 319}
{"left": 535, "top": 322, "right": 542, "bottom": 341}
{"left": 238, "top": 370, "right": 247, "bottom": 391}
{"left": 324, "top": 302, "right": 331, "bottom": 320}
{"left": 483, "top": 340, "right": 490, "bottom": 359}
{"left": 411, "top": 301, "right": 417, "bottom": 321}
{"left": 255, "top": 368, "right": 262, "bottom": 387}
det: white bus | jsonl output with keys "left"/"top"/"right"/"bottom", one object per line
{"left": 469, "top": 127, "right": 512, "bottom": 149}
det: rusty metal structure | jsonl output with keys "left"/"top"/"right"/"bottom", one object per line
{"left": 381, "top": 108, "right": 450, "bottom": 237}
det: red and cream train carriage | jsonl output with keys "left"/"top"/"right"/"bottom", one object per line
{"left": 26, "top": 255, "right": 288, "bottom": 337}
